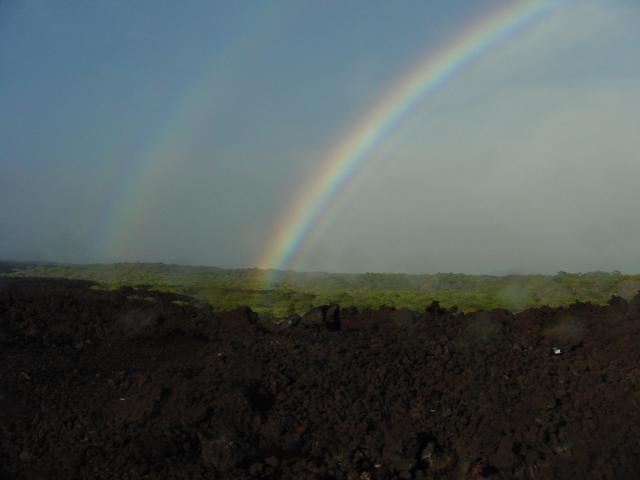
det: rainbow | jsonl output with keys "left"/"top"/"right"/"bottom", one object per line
{"left": 258, "top": 0, "right": 565, "bottom": 284}
{"left": 98, "top": 3, "right": 274, "bottom": 262}
{"left": 98, "top": 89, "right": 210, "bottom": 262}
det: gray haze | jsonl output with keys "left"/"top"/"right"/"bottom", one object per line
{"left": 1, "top": 1, "right": 639, "bottom": 274}
{"left": 292, "top": 2, "right": 640, "bottom": 274}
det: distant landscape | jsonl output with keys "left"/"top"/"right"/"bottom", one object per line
{"left": 3, "top": 261, "right": 640, "bottom": 320}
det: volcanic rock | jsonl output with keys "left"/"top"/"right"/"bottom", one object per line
{"left": 2, "top": 277, "right": 640, "bottom": 479}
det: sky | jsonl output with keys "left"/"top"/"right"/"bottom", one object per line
{"left": 1, "top": 0, "right": 639, "bottom": 274}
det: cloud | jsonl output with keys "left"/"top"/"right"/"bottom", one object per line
{"left": 297, "top": 1, "right": 640, "bottom": 274}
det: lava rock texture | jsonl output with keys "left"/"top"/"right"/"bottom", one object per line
{"left": 1, "top": 277, "right": 640, "bottom": 479}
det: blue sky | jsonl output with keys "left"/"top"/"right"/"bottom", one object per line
{"left": 1, "top": 1, "right": 640, "bottom": 273}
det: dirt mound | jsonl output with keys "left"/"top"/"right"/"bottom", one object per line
{"left": 1, "top": 278, "right": 640, "bottom": 479}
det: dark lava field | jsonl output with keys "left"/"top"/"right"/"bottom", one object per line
{"left": 2, "top": 277, "right": 640, "bottom": 479}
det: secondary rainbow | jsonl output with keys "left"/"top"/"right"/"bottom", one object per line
{"left": 258, "top": 0, "right": 565, "bottom": 284}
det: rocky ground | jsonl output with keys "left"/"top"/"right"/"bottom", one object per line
{"left": 1, "top": 277, "right": 640, "bottom": 479}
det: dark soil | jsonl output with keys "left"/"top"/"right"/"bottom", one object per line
{"left": 1, "top": 277, "right": 640, "bottom": 479}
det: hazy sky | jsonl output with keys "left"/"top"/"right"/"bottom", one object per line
{"left": 1, "top": 0, "right": 639, "bottom": 274}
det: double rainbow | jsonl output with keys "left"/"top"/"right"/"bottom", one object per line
{"left": 258, "top": 0, "right": 565, "bottom": 284}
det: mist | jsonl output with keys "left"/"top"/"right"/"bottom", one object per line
{"left": 1, "top": 1, "right": 639, "bottom": 274}
{"left": 284, "top": 1, "right": 640, "bottom": 274}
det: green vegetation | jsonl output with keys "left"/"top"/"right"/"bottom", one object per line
{"left": 5, "top": 263, "right": 640, "bottom": 319}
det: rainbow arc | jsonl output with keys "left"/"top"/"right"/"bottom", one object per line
{"left": 258, "top": 0, "right": 565, "bottom": 286}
